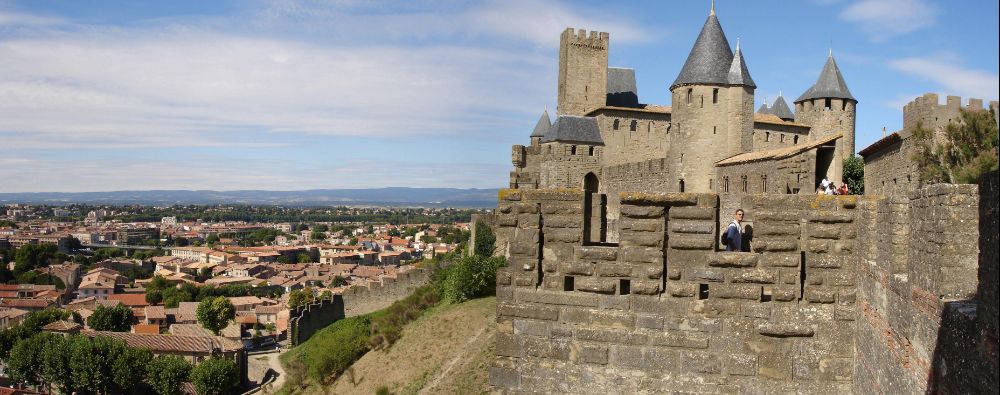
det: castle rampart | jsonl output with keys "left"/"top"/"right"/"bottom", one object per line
{"left": 902, "top": 93, "right": 999, "bottom": 132}
{"left": 490, "top": 173, "right": 998, "bottom": 393}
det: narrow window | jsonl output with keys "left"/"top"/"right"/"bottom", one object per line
{"left": 712, "top": 88, "right": 719, "bottom": 104}
{"left": 619, "top": 279, "right": 631, "bottom": 295}
{"left": 765, "top": 132, "right": 770, "bottom": 142}
{"left": 613, "top": 119, "right": 620, "bottom": 130}
{"left": 713, "top": 126, "right": 717, "bottom": 134}
{"left": 794, "top": 135, "right": 799, "bottom": 144}
{"left": 564, "top": 276, "right": 575, "bottom": 291}
{"left": 762, "top": 175, "right": 767, "bottom": 193}
{"left": 588, "top": 146, "right": 595, "bottom": 156}
{"left": 571, "top": 145, "right": 577, "bottom": 155}
{"left": 780, "top": 134, "right": 785, "bottom": 143}
{"left": 698, "top": 283, "right": 709, "bottom": 300}
{"left": 724, "top": 177, "right": 730, "bottom": 193}
{"left": 825, "top": 98, "right": 831, "bottom": 109}
{"left": 700, "top": 96, "right": 704, "bottom": 108}
{"left": 679, "top": 179, "right": 685, "bottom": 192}
{"left": 648, "top": 122, "right": 652, "bottom": 132}
{"left": 742, "top": 176, "right": 748, "bottom": 193}
{"left": 630, "top": 120, "right": 637, "bottom": 131}
{"left": 842, "top": 101, "right": 847, "bottom": 111}
{"left": 709, "top": 179, "right": 714, "bottom": 190}
{"left": 687, "top": 88, "right": 693, "bottom": 104}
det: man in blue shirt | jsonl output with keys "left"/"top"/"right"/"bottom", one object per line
{"left": 725, "top": 209, "right": 745, "bottom": 252}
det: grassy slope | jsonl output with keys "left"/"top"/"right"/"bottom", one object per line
{"left": 323, "top": 296, "right": 496, "bottom": 395}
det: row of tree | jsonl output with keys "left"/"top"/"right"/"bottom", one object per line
{"left": 7, "top": 332, "right": 238, "bottom": 395}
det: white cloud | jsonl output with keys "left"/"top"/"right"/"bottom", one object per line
{"left": 465, "top": 0, "right": 648, "bottom": 48}
{"left": 840, "top": 0, "right": 935, "bottom": 41}
{"left": 888, "top": 56, "right": 1000, "bottom": 102}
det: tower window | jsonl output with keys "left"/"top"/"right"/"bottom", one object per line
{"left": 571, "top": 145, "right": 577, "bottom": 155}
{"left": 842, "top": 101, "right": 847, "bottom": 111}
{"left": 588, "top": 146, "right": 595, "bottom": 156}
{"left": 679, "top": 179, "right": 685, "bottom": 192}
{"left": 724, "top": 177, "right": 730, "bottom": 193}
{"left": 780, "top": 134, "right": 785, "bottom": 143}
{"left": 824, "top": 98, "right": 831, "bottom": 109}
{"left": 712, "top": 88, "right": 719, "bottom": 104}
{"left": 648, "top": 122, "right": 652, "bottom": 132}
{"left": 742, "top": 176, "right": 748, "bottom": 193}
{"left": 687, "top": 89, "right": 693, "bottom": 104}
{"left": 762, "top": 175, "right": 768, "bottom": 193}
{"left": 630, "top": 120, "right": 637, "bottom": 131}
{"left": 794, "top": 135, "right": 799, "bottom": 144}
{"left": 713, "top": 126, "right": 717, "bottom": 135}
{"left": 765, "top": 132, "right": 770, "bottom": 142}
{"left": 613, "top": 119, "right": 620, "bottom": 130}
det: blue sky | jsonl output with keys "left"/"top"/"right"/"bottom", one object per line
{"left": 0, "top": 0, "right": 997, "bottom": 192}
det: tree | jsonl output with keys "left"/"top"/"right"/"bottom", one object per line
{"left": 88, "top": 304, "right": 135, "bottom": 332}
{"left": 297, "top": 253, "right": 312, "bottom": 263}
{"left": 331, "top": 275, "right": 348, "bottom": 287}
{"left": 147, "top": 356, "right": 192, "bottom": 395}
{"left": 190, "top": 357, "right": 239, "bottom": 395}
{"left": 287, "top": 287, "right": 315, "bottom": 309}
{"left": 40, "top": 333, "right": 73, "bottom": 393}
{"left": 473, "top": 221, "right": 496, "bottom": 257}
{"left": 109, "top": 340, "right": 153, "bottom": 393}
{"left": 146, "top": 289, "right": 164, "bottom": 305}
{"left": 13, "top": 243, "right": 58, "bottom": 276}
{"left": 16, "top": 270, "right": 66, "bottom": 289}
{"left": 843, "top": 155, "right": 865, "bottom": 195}
{"left": 196, "top": 296, "right": 235, "bottom": 335}
{"left": 913, "top": 108, "right": 999, "bottom": 184}
{"left": 310, "top": 230, "right": 325, "bottom": 240}
{"left": 7, "top": 332, "right": 52, "bottom": 385}
{"left": 206, "top": 233, "right": 220, "bottom": 245}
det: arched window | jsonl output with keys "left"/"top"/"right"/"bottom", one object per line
{"left": 613, "top": 119, "right": 620, "bottom": 130}
{"left": 679, "top": 179, "right": 685, "bottom": 192}
{"left": 588, "top": 146, "right": 595, "bottom": 156}
{"left": 630, "top": 120, "right": 637, "bottom": 131}
{"left": 584, "top": 172, "right": 599, "bottom": 193}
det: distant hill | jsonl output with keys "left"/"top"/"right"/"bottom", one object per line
{"left": 0, "top": 187, "right": 500, "bottom": 208}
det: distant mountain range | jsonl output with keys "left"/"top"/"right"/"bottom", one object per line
{"left": 0, "top": 188, "right": 502, "bottom": 208}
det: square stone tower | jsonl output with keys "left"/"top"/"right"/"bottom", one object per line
{"left": 557, "top": 28, "right": 609, "bottom": 116}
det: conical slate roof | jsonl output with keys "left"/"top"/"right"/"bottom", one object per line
{"left": 530, "top": 110, "right": 551, "bottom": 138}
{"left": 795, "top": 55, "right": 855, "bottom": 102}
{"left": 670, "top": 13, "right": 734, "bottom": 89}
{"left": 757, "top": 102, "right": 771, "bottom": 114}
{"left": 726, "top": 43, "right": 755, "bottom": 88}
{"left": 769, "top": 95, "right": 794, "bottom": 120}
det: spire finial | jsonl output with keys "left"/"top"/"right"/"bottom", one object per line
{"left": 779, "top": 89, "right": 782, "bottom": 97}
{"left": 829, "top": 39, "right": 833, "bottom": 57}
{"left": 711, "top": 0, "right": 715, "bottom": 15}
{"left": 735, "top": 37, "right": 740, "bottom": 52}
{"left": 763, "top": 96, "right": 768, "bottom": 106}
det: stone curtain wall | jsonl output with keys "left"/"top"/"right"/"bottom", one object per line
{"left": 491, "top": 189, "right": 861, "bottom": 393}
{"left": 288, "top": 268, "right": 430, "bottom": 345}
{"left": 853, "top": 182, "right": 983, "bottom": 393}
{"left": 862, "top": 134, "right": 919, "bottom": 197}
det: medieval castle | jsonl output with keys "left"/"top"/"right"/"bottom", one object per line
{"left": 488, "top": 5, "right": 998, "bottom": 394}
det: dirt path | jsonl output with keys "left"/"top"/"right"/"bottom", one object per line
{"left": 254, "top": 350, "right": 287, "bottom": 394}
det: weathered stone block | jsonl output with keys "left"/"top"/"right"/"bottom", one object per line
{"left": 753, "top": 239, "right": 799, "bottom": 252}
{"left": 641, "top": 347, "right": 678, "bottom": 370}
{"left": 596, "top": 263, "right": 633, "bottom": 277}
{"left": 575, "top": 328, "right": 648, "bottom": 345}
{"left": 669, "top": 283, "right": 697, "bottom": 297}
{"left": 819, "top": 358, "right": 853, "bottom": 381}
{"left": 712, "top": 284, "right": 760, "bottom": 300}
{"left": 622, "top": 247, "right": 663, "bottom": 264}
{"left": 496, "top": 332, "right": 522, "bottom": 357}
{"left": 561, "top": 261, "right": 594, "bottom": 276}
{"left": 545, "top": 229, "right": 582, "bottom": 243}
{"left": 541, "top": 203, "right": 581, "bottom": 215}
{"left": 579, "top": 344, "right": 609, "bottom": 365}
{"left": 632, "top": 280, "right": 661, "bottom": 295}
{"left": 807, "top": 255, "right": 844, "bottom": 268}
{"left": 598, "top": 295, "right": 630, "bottom": 310}
{"left": 708, "top": 252, "right": 759, "bottom": 267}
{"left": 670, "top": 207, "right": 715, "bottom": 220}
{"left": 497, "top": 270, "right": 512, "bottom": 286}
{"left": 670, "top": 235, "right": 714, "bottom": 250}
{"left": 513, "top": 289, "right": 601, "bottom": 307}
{"left": 513, "top": 271, "right": 537, "bottom": 287}
{"left": 809, "top": 224, "right": 842, "bottom": 239}
{"left": 575, "top": 277, "right": 616, "bottom": 294}
{"left": 742, "top": 304, "right": 771, "bottom": 319}
{"left": 690, "top": 299, "right": 739, "bottom": 317}
{"left": 758, "top": 352, "right": 792, "bottom": 380}
{"left": 680, "top": 351, "right": 721, "bottom": 374}
{"left": 686, "top": 268, "right": 724, "bottom": 282}
{"left": 636, "top": 314, "right": 664, "bottom": 329}
{"left": 731, "top": 269, "right": 778, "bottom": 284}
{"left": 670, "top": 220, "right": 714, "bottom": 234}
{"left": 590, "top": 310, "right": 636, "bottom": 328}
{"left": 826, "top": 271, "right": 855, "bottom": 286}
{"left": 725, "top": 354, "right": 757, "bottom": 376}
{"left": 760, "top": 253, "right": 800, "bottom": 267}
{"left": 620, "top": 218, "right": 660, "bottom": 232}
{"left": 622, "top": 233, "right": 663, "bottom": 247}
{"left": 667, "top": 267, "right": 681, "bottom": 280}
{"left": 514, "top": 319, "right": 550, "bottom": 337}
{"left": 559, "top": 307, "right": 590, "bottom": 324}
{"left": 488, "top": 366, "right": 520, "bottom": 389}
{"left": 809, "top": 211, "right": 853, "bottom": 223}
{"left": 758, "top": 323, "right": 815, "bottom": 337}
{"left": 609, "top": 345, "right": 644, "bottom": 368}
{"left": 544, "top": 215, "right": 581, "bottom": 228}
{"left": 620, "top": 205, "right": 664, "bottom": 219}
{"left": 650, "top": 331, "right": 709, "bottom": 349}
{"left": 499, "top": 304, "right": 559, "bottom": 321}
{"left": 805, "top": 288, "right": 837, "bottom": 303}
{"left": 575, "top": 245, "right": 618, "bottom": 261}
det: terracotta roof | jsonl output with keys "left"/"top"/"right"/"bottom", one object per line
{"left": 42, "top": 320, "right": 82, "bottom": 332}
{"left": 859, "top": 129, "right": 910, "bottom": 158}
{"left": 0, "top": 307, "right": 29, "bottom": 320}
{"left": 169, "top": 323, "right": 214, "bottom": 337}
{"left": 82, "top": 330, "right": 243, "bottom": 353}
{"left": 145, "top": 305, "right": 167, "bottom": 320}
{"left": 716, "top": 133, "right": 842, "bottom": 166}
{"left": 236, "top": 312, "right": 258, "bottom": 324}
{"left": 108, "top": 293, "right": 149, "bottom": 307}
{"left": 133, "top": 324, "right": 161, "bottom": 335}
{"left": 228, "top": 296, "right": 263, "bottom": 306}
{"left": 0, "top": 298, "right": 56, "bottom": 308}
{"left": 255, "top": 305, "right": 283, "bottom": 315}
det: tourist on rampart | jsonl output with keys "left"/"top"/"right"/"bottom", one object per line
{"left": 723, "top": 209, "right": 745, "bottom": 252}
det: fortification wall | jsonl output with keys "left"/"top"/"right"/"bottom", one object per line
{"left": 602, "top": 158, "right": 675, "bottom": 242}
{"left": 491, "top": 189, "right": 861, "bottom": 393}
{"left": 287, "top": 268, "right": 431, "bottom": 345}
{"left": 902, "top": 93, "right": 999, "bottom": 132}
{"left": 593, "top": 110, "right": 672, "bottom": 167}
{"left": 751, "top": 122, "right": 809, "bottom": 151}
{"left": 557, "top": 28, "right": 609, "bottom": 116}
{"left": 861, "top": 131, "right": 918, "bottom": 197}
{"left": 539, "top": 143, "right": 602, "bottom": 189}
{"left": 716, "top": 153, "right": 815, "bottom": 196}
{"left": 492, "top": 173, "right": 998, "bottom": 393}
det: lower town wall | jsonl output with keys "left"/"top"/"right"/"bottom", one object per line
{"left": 288, "top": 268, "right": 431, "bottom": 345}
{"left": 491, "top": 172, "right": 998, "bottom": 393}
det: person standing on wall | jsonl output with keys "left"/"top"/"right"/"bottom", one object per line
{"left": 723, "top": 209, "right": 745, "bottom": 252}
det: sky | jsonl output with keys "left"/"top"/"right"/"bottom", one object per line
{"left": 0, "top": 0, "right": 997, "bottom": 192}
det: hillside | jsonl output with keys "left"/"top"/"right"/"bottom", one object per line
{"left": 322, "top": 297, "right": 496, "bottom": 395}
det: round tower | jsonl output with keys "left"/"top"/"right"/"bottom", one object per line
{"left": 794, "top": 52, "right": 857, "bottom": 185}
{"left": 668, "top": 7, "right": 755, "bottom": 193}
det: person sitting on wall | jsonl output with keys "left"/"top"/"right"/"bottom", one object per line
{"left": 723, "top": 209, "right": 746, "bottom": 252}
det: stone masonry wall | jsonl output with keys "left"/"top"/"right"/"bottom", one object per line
{"left": 862, "top": 132, "right": 919, "bottom": 197}
{"left": 853, "top": 182, "right": 982, "bottom": 393}
{"left": 491, "top": 189, "right": 861, "bottom": 393}
{"left": 287, "top": 268, "right": 430, "bottom": 345}
{"left": 593, "top": 109, "right": 672, "bottom": 167}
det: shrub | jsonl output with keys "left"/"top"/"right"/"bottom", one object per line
{"left": 281, "top": 314, "right": 373, "bottom": 385}
{"left": 190, "top": 357, "right": 238, "bottom": 395}
{"left": 147, "top": 356, "right": 192, "bottom": 395}
{"left": 368, "top": 285, "right": 439, "bottom": 350}
{"left": 436, "top": 255, "right": 506, "bottom": 304}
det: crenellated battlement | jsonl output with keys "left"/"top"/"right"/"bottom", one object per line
{"left": 902, "top": 93, "right": 1000, "bottom": 131}
{"left": 561, "top": 28, "right": 609, "bottom": 49}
